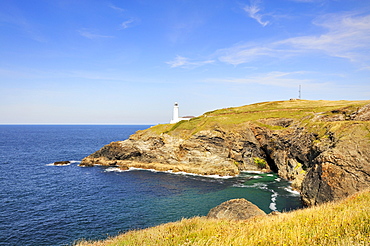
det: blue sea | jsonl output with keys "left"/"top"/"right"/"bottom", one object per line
{"left": 0, "top": 125, "right": 303, "bottom": 246}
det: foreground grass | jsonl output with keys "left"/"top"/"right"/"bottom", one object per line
{"left": 76, "top": 189, "right": 370, "bottom": 246}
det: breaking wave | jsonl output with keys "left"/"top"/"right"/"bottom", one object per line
{"left": 269, "top": 190, "right": 278, "bottom": 211}
{"left": 284, "top": 187, "right": 301, "bottom": 196}
{"left": 104, "top": 166, "right": 235, "bottom": 179}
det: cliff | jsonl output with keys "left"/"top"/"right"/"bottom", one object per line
{"left": 80, "top": 100, "right": 370, "bottom": 205}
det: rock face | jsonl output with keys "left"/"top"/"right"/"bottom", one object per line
{"left": 207, "top": 199, "right": 266, "bottom": 220}
{"left": 80, "top": 100, "right": 370, "bottom": 206}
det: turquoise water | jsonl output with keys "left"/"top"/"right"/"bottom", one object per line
{"left": 0, "top": 125, "right": 302, "bottom": 246}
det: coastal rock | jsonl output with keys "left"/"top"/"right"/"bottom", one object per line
{"left": 301, "top": 131, "right": 370, "bottom": 205}
{"left": 54, "top": 161, "right": 71, "bottom": 165}
{"left": 207, "top": 199, "right": 266, "bottom": 220}
{"left": 80, "top": 100, "right": 370, "bottom": 206}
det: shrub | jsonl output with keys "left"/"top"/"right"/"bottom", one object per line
{"left": 253, "top": 157, "right": 267, "bottom": 169}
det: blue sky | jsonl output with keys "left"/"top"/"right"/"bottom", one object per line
{"left": 1, "top": 0, "right": 369, "bottom": 124}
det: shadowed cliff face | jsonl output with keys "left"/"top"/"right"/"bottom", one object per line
{"left": 80, "top": 100, "right": 370, "bottom": 206}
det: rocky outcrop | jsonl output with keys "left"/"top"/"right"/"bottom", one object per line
{"left": 301, "top": 128, "right": 370, "bottom": 205}
{"left": 54, "top": 161, "right": 71, "bottom": 165}
{"left": 207, "top": 198, "right": 266, "bottom": 220}
{"left": 80, "top": 100, "right": 370, "bottom": 206}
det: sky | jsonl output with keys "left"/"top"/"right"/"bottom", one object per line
{"left": 1, "top": 0, "right": 369, "bottom": 124}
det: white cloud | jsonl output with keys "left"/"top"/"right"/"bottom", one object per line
{"left": 217, "top": 12, "right": 370, "bottom": 67}
{"left": 121, "top": 18, "right": 135, "bottom": 29}
{"left": 166, "top": 55, "right": 215, "bottom": 68}
{"left": 217, "top": 44, "right": 282, "bottom": 65}
{"left": 109, "top": 4, "right": 125, "bottom": 12}
{"left": 243, "top": 0, "right": 269, "bottom": 27}
{"left": 205, "top": 71, "right": 313, "bottom": 87}
{"left": 166, "top": 56, "right": 188, "bottom": 68}
{"left": 278, "top": 13, "right": 370, "bottom": 62}
{"left": 0, "top": 4, "right": 46, "bottom": 42}
{"left": 288, "top": 0, "right": 323, "bottom": 2}
{"left": 78, "top": 29, "right": 114, "bottom": 39}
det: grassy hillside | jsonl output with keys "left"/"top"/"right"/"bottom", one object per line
{"left": 76, "top": 189, "right": 370, "bottom": 246}
{"left": 141, "top": 100, "right": 370, "bottom": 138}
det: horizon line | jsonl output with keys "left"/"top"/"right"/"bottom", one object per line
{"left": 0, "top": 123, "right": 158, "bottom": 126}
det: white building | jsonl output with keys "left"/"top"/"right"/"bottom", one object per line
{"left": 170, "top": 102, "right": 194, "bottom": 124}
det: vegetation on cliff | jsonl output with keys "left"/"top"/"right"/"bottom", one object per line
{"left": 76, "top": 189, "right": 370, "bottom": 246}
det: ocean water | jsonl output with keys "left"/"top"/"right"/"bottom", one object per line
{"left": 0, "top": 125, "right": 303, "bottom": 246}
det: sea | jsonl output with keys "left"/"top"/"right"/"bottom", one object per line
{"left": 0, "top": 125, "right": 303, "bottom": 246}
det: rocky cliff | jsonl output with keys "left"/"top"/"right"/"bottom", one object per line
{"left": 80, "top": 100, "right": 370, "bottom": 206}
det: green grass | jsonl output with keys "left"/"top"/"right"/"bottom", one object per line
{"left": 76, "top": 189, "right": 370, "bottom": 246}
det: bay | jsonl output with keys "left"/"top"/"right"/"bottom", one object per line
{"left": 0, "top": 125, "right": 302, "bottom": 246}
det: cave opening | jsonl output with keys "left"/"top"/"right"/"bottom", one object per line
{"left": 260, "top": 147, "right": 279, "bottom": 173}
{"left": 265, "top": 154, "right": 279, "bottom": 173}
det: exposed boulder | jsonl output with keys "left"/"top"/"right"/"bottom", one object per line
{"left": 353, "top": 103, "right": 370, "bottom": 121}
{"left": 53, "top": 161, "right": 71, "bottom": 165}
{"left": 207, "top": 198, "right": 266, "bottom": 220}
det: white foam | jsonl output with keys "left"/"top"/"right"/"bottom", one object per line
{"left": 252, "top": 175, "right": 262, "bottom": 179}
{"left": 267, "top": 174, "right": 274, "bottom": 177}
{"left": 104, "top": 167, "right": 130, "bottom": 172}
{"left": 128, "top": 167, "right": 159, "bottom": 172}
{"left": 46, "top": 160, "right": 80, "bottom": 166}
{"left": 242, "top": 171, "right": 263, "bottom": 174}
{"left": 274, "top": 178, "right": 281, "bottom": 182}
{"left": 269, "top": 190, "right": 278, "bottom": 211}
{"left": 236, "top": 182, "right": 268, "bottom": 189}
{"left": 161, "top": 169, "right": 236, "bottom": 179}
{"left": 105, "top": 167, "right": 235, "bottom": 179}
{"left": 284, "top": 187, "right": 300, "bottom": 196}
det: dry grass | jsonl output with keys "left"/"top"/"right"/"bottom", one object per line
{"left": 75, "top": 189, "right": 370, "bottom": 246}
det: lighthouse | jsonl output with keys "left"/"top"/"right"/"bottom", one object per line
{"left": 170, "top": 102, "right": 194, "bottom": 124}
{"left": 170, "top": 102, "right": 179, "bottom": 124}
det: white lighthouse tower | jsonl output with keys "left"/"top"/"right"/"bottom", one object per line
{"left": 170, "top": 102, "right": 194, "bottom": 124}
{"left": 170, "top": 102, "right": 179, "bottom": 124}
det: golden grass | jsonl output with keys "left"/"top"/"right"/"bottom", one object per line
{"left": 75, "top": 189, "right": 370, "bottom": 246}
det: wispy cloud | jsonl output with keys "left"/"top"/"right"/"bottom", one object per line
{"left": 205, "top": 71, "right": 313, "bottom": 87}
{"left": 166, "top": 55, "right": 215, "bottom": 68}
{"left": 108, "top": 4, "right": 136, "bottom": 30}
{"left": 121, "top": 18, "right": 135, "bottom": 29}
{"left": 217, "top": 44, "right": 283, "bottom": 65}
{"left": 243, "top": 0, "right": 269, "bottom": 27}
{"left": 78, "top": 29, "right": 114, "bottom": 39}
{"left": 278, "top": 13, "right": 370, "bottom": 63}
{"left": 109, "top": 3, "right": 125, "bottom": 12}
{"left": 288, "top": 0, "right": 324, "bottom": 2}
{"left": 217, "top": 12, "right": 370, "bottom": 67}
{"left": 0, "top": 4, "right": 46, "bottom": 42}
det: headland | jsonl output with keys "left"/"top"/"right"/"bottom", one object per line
{"left": 80, "top": 100, "right": 370, "bottom": 206}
